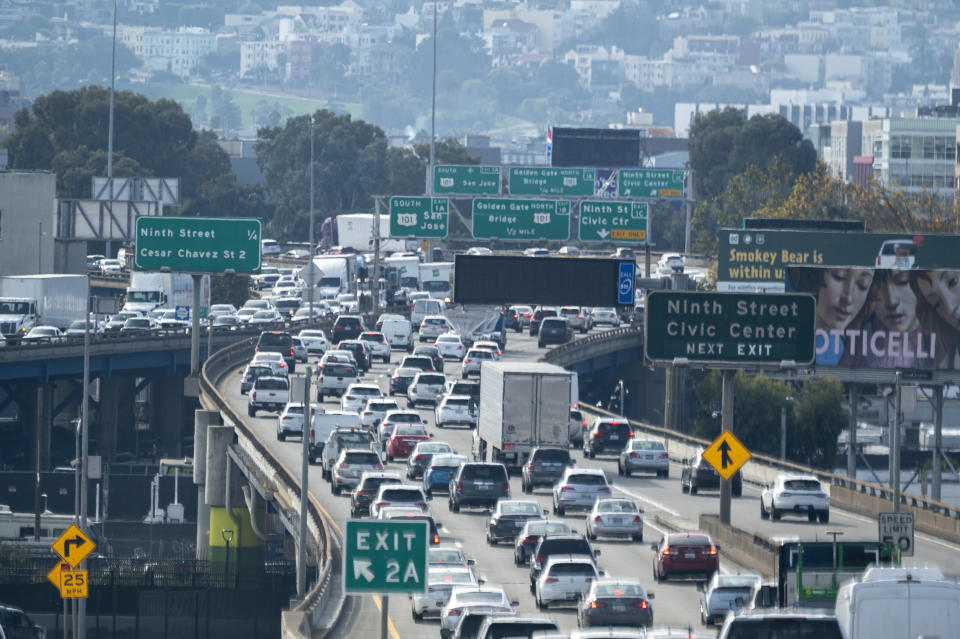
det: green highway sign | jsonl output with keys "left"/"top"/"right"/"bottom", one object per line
{"left": 389, "top": 196, "right": 449, "bottom": 238}
{"left": 472, "top": 198, "right": 570, "bottom": 240}
{"left": 644, "top": 291, "right": 816, "bottom": 366}
{"left": 434, "top": 165, "right": 501, "bottom": 195}
{"left": 618, "top": 168, "right": 685, "bottom": 199}
{"left": 579, "top": 200, "right": 648, "bottom": 243}
{"left": 344, "top": 519, "right": 428, "bottom": 595}
{"left": 134, "top": 217, "right": 262, "bottom": 273}
{"left": 508, "top": 167, "right": 595, "bottom": 196}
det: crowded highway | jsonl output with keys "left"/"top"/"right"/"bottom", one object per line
{"left": 216, "top": 312, "right": 960, "bottom": 638}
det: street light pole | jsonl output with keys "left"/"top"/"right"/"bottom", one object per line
{"left": 297, "top": 371, "right": 311, "bottom": 599}
{"left": 308, "top": 115, "right": 315, "bottom": 324}
{"left": 221, "top": 528, "right": 234, "bottom": 587}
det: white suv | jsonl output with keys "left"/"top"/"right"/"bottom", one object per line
{"left": 419, "top": 315, "right": 452, "bottom": 342}
{"left": 407, "top": 371, "right": 447, "bottom": 407}
{"left": 760, "top": 474, "right": 830, "bottom": 523}
{"left": 435, "top": 395, "right": 477, "bottom": 428}
{"left": 315, "top": 361, "right": 360, "bottom": 401}
{"left": 340, "top": 383, "right": 384, "bottom": 413}
{"left": 298, "top": 329, "right": 328, "bottom": 354}
{"left": 359, "top": 331, "right": 392, "bottom": 363}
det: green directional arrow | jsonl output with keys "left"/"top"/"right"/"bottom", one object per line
{"left": 343, "top": 519, "right": 428, "bottom": 594}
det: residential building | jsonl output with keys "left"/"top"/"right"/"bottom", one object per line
{"left": 128, "top": 27, "right": 216, "bottom": 78}
{"left": 827, "top": 120, "right": 862, "bottom": 182}
{"left": 240, "top": 41, "right": 285, "bottom": 77}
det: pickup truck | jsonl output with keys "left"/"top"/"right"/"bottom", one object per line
{"left": 248, "top": 376, "right": 290, "bottom": 417}
{"left": 321, "top": 426, "right": 378, "bottom": 480}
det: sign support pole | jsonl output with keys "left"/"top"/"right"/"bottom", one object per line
{"left": 190, "top": 274, "right": 201, "bottom": 376}
{"left": 719, "top": 369, "right": 734, "bottom": 525}
{"left": 893, "top": 371, "right": 902, "bottom": 514}
{"left": 847, "top": 385, "right": 858, "bottom": 478}
{"left": 372, "top": 197, "right": 381, "bottom": 311}
{"left": 380, "top": 595, "right": 389, "bottom": 639}
{"left": 683, "top": 170, "right": 693, "bottom": 254}
{"left": 933, "top": 385, "right": 943, "bottom": 501}
{"left": 297, "top": 371, "right": 311, "bottom": 599}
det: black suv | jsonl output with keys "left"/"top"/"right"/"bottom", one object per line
{"left": 503, "top": 307, "right": 521, "bottom": 332}
{"left": 256, "top": 331, "right": 296, "bottom": 372}
{"left": 583, "top": 417, "right": 633, "bottom": 458}
{"left": 400, "top": 355, "right": 436, "bottom": 372}
{"left": 448, "top": 462, "right": 509, "bottom": 511}
{"left": 350, "top": 471, "right": 403, "bottom": 517}
{"left": 522, "top": 447, "right": 574, "bottom": 492}
{"left": 537, "top": 317, "right": 569, "bottom": 348}
{"left": 0, "top": 604, "right": 45, "bottom": 639}
{"left": 332, "top": 315, "right": 365, "bottom": 342}
{"left": 336, "top": 340, "right": 370, "bottom": 373}
{"left": 528, "top": 533, "right": 599, "bottom": 589}
{"left": 413, "top": 346, "right": 444, "bottom": 373}
{"left": 681, "top": 451, "right": 742, "bottom": 496}
{"left": 529, "top": 308, "right": 558, "bottom": 336}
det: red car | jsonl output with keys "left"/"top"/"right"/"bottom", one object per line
{"left": 651, "top": 532, "right": 719, "bottom": 581}
{"left": 385, "top": 423, "right": 431, "bottom": 461}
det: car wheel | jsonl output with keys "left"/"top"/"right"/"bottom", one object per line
{"left": 681, "top": 482, "right": 689, "bottom": 493}
{"left": 277, "top": 431, "right": 285, "bottom": 441}
{"left": 733, "top": 485, "right": 742, "bottom": 497}
{"left": 819, "top": 511, "right": 829, "bottom": 523}
{"left": 522, "top": 480, "right": 532, "bottom": 494}
{"left": 412, "top": 608, "right": 422, "bottom": 622}
{"left": 586, "top": 528, "right": 596, "bottom": 541}
{"left": 659, "top": 470, "right": 669, "bottom": 479}
{"left": 633, "top": 533, "right": 643, "bottom": 542}
{"left": 514, "top": 551, "right": 522, "bottom": 566}
{"left": 760, "top": 501, "right": 769, "bottom": 520}
{"left": 487, "top": 530, "right": 496, "bottom": 546}
{"left": 624, "top": 465, "right": 632, "bottom": 477}
{"left": 316, "top": 392, "right": 324, "bottom": 402}
{"left": 383, "top": 355, "right": 390, "bottom": 364}
{"left": 689, "top": 485, "right": 698, "bottom": 496}
{"left": 808, "top": 511, "right": 817, "bottom": 523}
{"left": 772, "top": 509, "right": 781, "bottom": 521}
{"left": 654, "top": 564, "right": 664, "bottom": 582}
{"left": 617, "top": 461, "right": 624, "bottom": 476}
{"left": 556, "top": 505, "right": 565, "bottom": 516}
{"left": 424, "top": 488, "right": 432, "bottom": 498}
{"left": 536, "top": 592, "right": 547, "bottom": 610}
{"left": 450, "top": 499, "right": 460, "bottom": 513}
{"left": 408, "top": 399, "right": 416, "bottom": 408}
{"left": 331, "top": 483, "right": 340, "bottom": 496}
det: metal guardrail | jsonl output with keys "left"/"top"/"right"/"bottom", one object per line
{"left": 540, "top": 325, "right": 643, "bottom": 367}
{"left": 199, "top": 337, "right": 333, "bottom": 618}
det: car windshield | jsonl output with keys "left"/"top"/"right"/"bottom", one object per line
{"left": 245, "top": 366, "right": 272, "bottom": 378}
{"left": 431, "top": 455, "right": 466, "bottom": 468}
{"left": 527, "top": 522, "right": 570, "bottom": 536}
{"left": 429, "top": 570, "right": 473, "bottom": 586}
{"left": 253, "top": 311, "right": 275, "bottom": 318}
{"left": 595, "top": 583, "right": 646, "bottom": 597}
{"left": 631, "top": 440, "right": 665, "bottom": 451}
{"left": 548, "top": 563, "right": 595, "bottom": 576}
{"left": 784, "top": 480, "right": 822, "bottom": 491}
{"left": 256, "top": 378, "right": 288, "bottom": 390}
{"left": 437, "top": 336, "right": 460, "bottom": 343}
{"left": 597, "top": 500, "right": 637, "bottom": 513}
{"left": 418, "top": 374, "right": 445, "bottom": 385}
{"left": 323, "top": 364, "right": 356, "bottom": 377}
{"left": 567, "top": 474, "right": 606, "bottom": 485}
{"left": 381, "top": 488, "right": 422, "bottom": 501}
{"left": 419, "top": 443, "right": 452, "bottom": 453}
{"left": 350, "top": 387, "right": 381, "bottom": 397}
{"left": 386, "top": 413, "right": 422, "bottom": 423}
{"left": 456, "top": 591, "right": 502, "bottom": 604}
{"left": 395, "top": 425, "right": 427, "bottom": 436}
{"left": 484, "top": 621, "right": 558, "bottom": 639}
{"left": 344, "top": 452, "right": 379, "bottom": 465}
{"left": 501, "top": 502, "right": 541, "bottom": 516}
{"left": 468, "top": 350, "right": 492, "bottom": 359}
{"left": 258, "top": 333, "right": 291, "bottom": 345}
{"left": 533, "top": 449, "right": 570, "bottom": 463}
{"left": 444, "top": 398, "right": 470, "bottom": 408}
{"left": 724, "top": 619, "right": 843, "bottom": 639}
{"left": 429, "top": 549, "right": 463, "bottom": 564}
{"left": 336, "top": 432, "right": 371, "bottom": 445}
{"left": 462, "top": 465, "right": 507, "bottom": 481}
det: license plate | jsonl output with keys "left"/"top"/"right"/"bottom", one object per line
{"left": 614, "top": 517, "right": 625, "bottom": 524}
{"left": 609, "top": 435, "right": 619, "bottom": 440}
{"left": 685, "top": 552, "right": 696, "bottom": 559}
{"left": 435, "top": 601, "right": 444, "bottom": 607}
{"left": 612, "top": 603, "right": 626, "bottom": 612}
{"left": 477, "top": 483, "right": 491, "bottom": 491}
{"left": 336, "top": 377, "right": 343, "bottom": 382}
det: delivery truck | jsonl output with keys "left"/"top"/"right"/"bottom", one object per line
{"left": 474, "top": 362, "right": 573, "bottom": 470}
{"left": 419, "top": 262, "right": 454, "bottom": 302}
{"left": 301, "top": 255, "right": 357, "bottom": 300}
{"left": 123, "top": 272, "right": 210, "bottom": 317}
{"left": 0, "top": 274, "right": 88, "bottom": 336}
{"left": 335, "top": 213, "right": 405, "bottom": 253}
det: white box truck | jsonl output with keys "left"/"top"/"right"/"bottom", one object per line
{"left": 835, "top": 565, "right": 960, "bottom": 639}
{"left": 302, "top": 256, "right": 357, "bottom": 300}
{"left": 384, "top": 254, "right": 421, "bottom": 293}
{"left": 419, "top": 262, "right": 454, "bottom": 302}
{"left": 475, "top": 362, "right": 573, "bottom": 470}
{"left": 123, "top": 272, "right": 210, "bottom": 317}
{"left": 0, "top": 274, "right": 88, "bottom": 336}
{"left": 336, "top": 213, "right": 404, "bottom": 253}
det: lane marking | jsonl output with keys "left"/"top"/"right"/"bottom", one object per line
{"left": 371, "top": 594, "right": 403, "bottom": 639}
{"left": 613, "top": 485, "right": 682, "bottom": 518}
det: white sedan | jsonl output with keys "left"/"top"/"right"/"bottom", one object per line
{"left": 434, "top": 334, "right": 465, "bottom": 360}
{"left": 298, "top": 329, "right": 328, "bottom": 354}
{"left": 411, "top": 566, "right": 479, "bottom": 621}
{"left": 248, "top": 309, "right": 283, "bottom": 325}
{"left": 440, "top": 586, "right": 513, "bottom": 637}
{"left": 23, "top": 325, "right": 64, "bottom": 344}
{"left": 590, "top": 307, "right": 620, "bottom": 327}
{"left": 340, "top": 383, "right": 384, "bottom": 413}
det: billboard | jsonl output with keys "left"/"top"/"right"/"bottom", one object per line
{"left": 786, "top": 266, "right": 958, "bottom": 370}
{"left": 717, "top": 229, "right": 960, "bottom": 292}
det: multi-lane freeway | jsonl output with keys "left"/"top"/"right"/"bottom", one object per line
{"left": 217, "top": 327, "right": 960, "bottom": 637}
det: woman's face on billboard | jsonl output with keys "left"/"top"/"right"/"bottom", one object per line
{"left": 872, "top": 271, "right": 918, "bottom": 332}
{"left": 816, "top": 268, "right": 874, "bottom": 331}
{"left": 916, "top": 270, "right": 960, "bottom": 331}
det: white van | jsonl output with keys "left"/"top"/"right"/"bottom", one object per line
{"left": 262, "top": 238, "right": 281, "bottom": 256}
{"left": 835, "top": 565, "right": 960, "bottom": 639}
{"left": 308, "top": 410, "right": 363, "bottom": 463}
{"left": 380, "top": 318, "right": 413, "bottom": 351}
{"left": 411, "top": 299, "right": 445, "bottom": 328}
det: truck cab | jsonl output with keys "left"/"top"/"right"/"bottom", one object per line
{"left": 123, "top": 289, "right": 166, "bottom": 314}
{"left": 0, "top": 298, "right": 38, "bottom": 338}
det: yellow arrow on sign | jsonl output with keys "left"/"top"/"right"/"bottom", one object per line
{"left": 47, "top": 562, "right": 68, "bottom": 589}
{"left": 702, "top": 431, "right": 752, "bottom": 481}
{"left": 51, "top": 523, "right": 96, "bottom": 568}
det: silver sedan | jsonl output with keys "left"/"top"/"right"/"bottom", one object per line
{"left": 618, "top": 438, "right": 670, "bottom": 478}
{"left": 586, "top": 498, "right": 644, "bottom": 542}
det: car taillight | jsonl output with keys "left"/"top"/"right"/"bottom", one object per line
{"left": 414, "top": 502, "right": 426, "bottom": 508}
{"left": 544, "top": 577, "right": 558, "bottom": 584}
{"left": 503, "top": 481, "right": 510, "bottom": 491}
{"left": 709, "top": 546, "right": 717, "bottom": 556}
{"left": 629, "top": 452, "right": 639, "bottom": 459}
{"left": 448, "top": 608, "right": 462, "bottom": 617}
{"left": 593, "top": 432, "right": 601, "bottom": 437}
{"left": 581, "top": 419, "right": 587, "bottom": 428}
{"left": 589, "top": 600, "right": 605, "bottom": 609}
{"left": 536, "top": 555, "right": 544, "bottom": 565}
{"left": 375, "top": 463, "right": 383, "bottom": 469}
{"left": 411, "top": 386, "right": 417, "bottom": 392}
{"left": 633, "top": 515, "right": 642, "bottom": 523}
{"left": 415, "top": 455, "right": 425, "bottom": 462}
{"left": 659, "top": 453, "right": 669, "bottom": 459}
{"left": 457, "top": 481, "right": 463, "bottom": 491}
{"left": 662, "top": 547, "right": 670, "bottom": 556}
{"left": 339, "top": 462, "right": 348, "bottom": 467}
{"left": 560, "top": 486, "right": 572, "bottom": 492}
{"left": 375, "top": 501, "right": 387, "bottom": 507}
{"left": 594, "top": 515, "right": 602, "bottom": 522}
{"left": 464, "top": 358, "right": 470, "bottom": 363}
{"left": 433, "top": 533, "right": 439, "bottom": 543}
{"left": 251, "top": 391, "right": 256, "bottom": 399}
{"left": 600, "top": 487, "right": 611, "bottom": 493}
{"left": 578, "top": 314, "right": 583, "bottom": 318}
{"left": 381, "top": 340, "right": 387, "bottom": 344}
{"left": 634, "top": 600, "right": 649, "bottom": 609}
{"left": 441, "top": 325, "right": 447, "bottom": 329}
{"left": 430, "top": 465, "right": 438, "bottom": 471}
{"left": 310, "top": 429, "right": 315, "bottom": 439}
{"left": 585, "top": 576, "right": 596, "bottom": 582}
{"left": 357, "top": 490, "right": 370, "bottom": 497}
{"left": 522, "top": 537, "right": 537, "bottom": 545}
{"left": 527, "top": 463, "right": 534, "bottom": 471}
{"left": 629, "top": 431, "right": 634, "bottom": 437}
{"left": 319, "top": 376, "right": 324, "bottom": 383}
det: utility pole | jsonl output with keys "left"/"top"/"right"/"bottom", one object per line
{"left": 892, "top": 371, "right": 902, "bottom": 514}
{"left": 308, "top": 115, "right": 315, "bottom": 324}
{"left": 719, "top": 370, "right": 734, "bottom": 525}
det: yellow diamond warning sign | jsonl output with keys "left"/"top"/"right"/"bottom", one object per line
{"left": 702, "top": 431, "right": 751, "bottom": 481}
{"left": 51, "top": 523, "right": 95, "bottom": 568}
{"left": 48, "top": 562, "right": 89, "bottom": 599}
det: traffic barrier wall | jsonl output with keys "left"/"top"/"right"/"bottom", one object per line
{"left": 697, "top": 514, "right": 778, "bottom": 577}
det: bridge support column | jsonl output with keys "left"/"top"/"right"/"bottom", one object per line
{"left": 620, "top": 360, "right": 665, "bottom": 424}
{"left": 98, "top": 376, "right": 136, "bottom": 464}
{"left": 17, "top": 383, "right": 52, "bottom": 471}
{"left": 149, "top": 372, "right": 186, "bottom": 458}
{"left": 193, "top": 410, "right": 222, "bottom": 559}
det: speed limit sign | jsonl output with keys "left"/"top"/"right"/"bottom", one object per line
{"left": 879, "top": 512, "right": 914, "bottom": 556}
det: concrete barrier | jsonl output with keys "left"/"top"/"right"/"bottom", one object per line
{"left": 698, "top": 514, "right": 778, "bottom": 578}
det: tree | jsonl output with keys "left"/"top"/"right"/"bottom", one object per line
{"left": 575, "top": 3, "right": 660, "bottom": 55}
{"left": 210, "top": 274, "right": 251, "bottom": 308}
{"left": 791, "top": 377, "right": 847, "bottom": 470}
